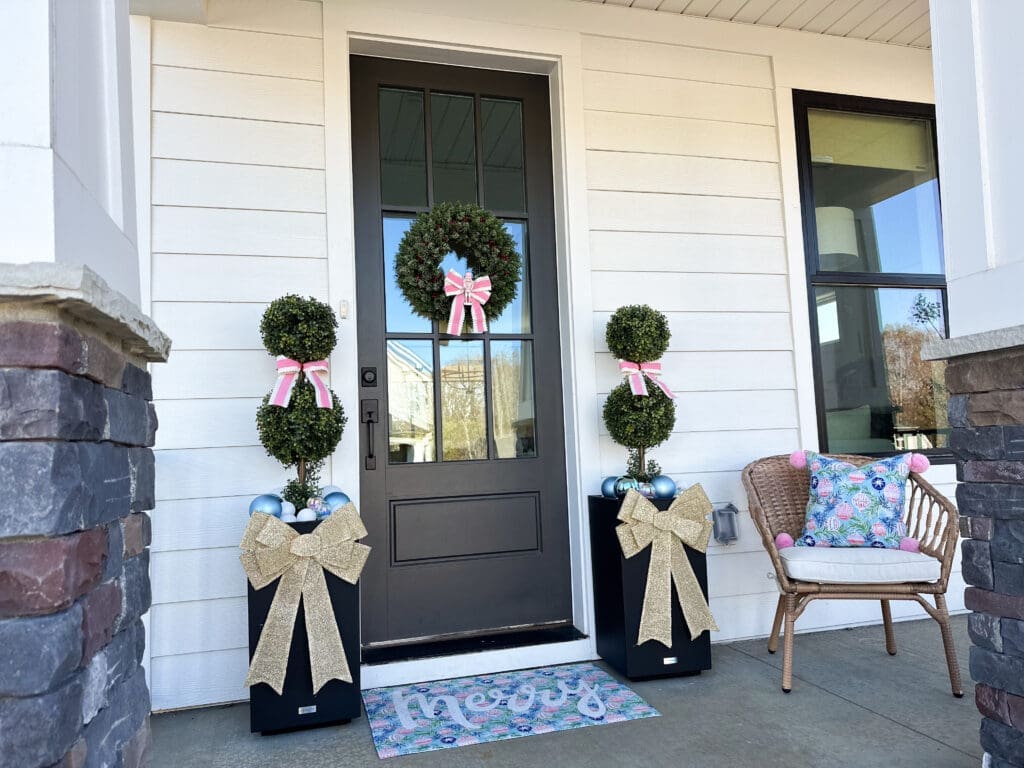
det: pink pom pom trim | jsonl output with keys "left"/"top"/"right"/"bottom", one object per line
{"left": 909, "top": 453, "right": 930, "bottom": 473}
{"left": 789, "top": 450, "right": 807, "bottom": 469}
{"left": 899, "top": 537, "right": 920, "bottom": 553}
{"left": 775, "top": 532, "right": 794, "bottom": 550}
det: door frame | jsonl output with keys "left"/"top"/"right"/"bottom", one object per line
{"left": 322, "top": 6, "right": 601, "bottom": 687}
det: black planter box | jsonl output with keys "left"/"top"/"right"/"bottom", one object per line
{"left": 247, "top": 520, "right": 362, "bottom": 734}
{"left": 588, "top": 495, "right": 712, "bottom": 680}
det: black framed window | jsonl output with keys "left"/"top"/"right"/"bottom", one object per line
{"left": 794, "top": 90, "right": 951, "bottom": 459}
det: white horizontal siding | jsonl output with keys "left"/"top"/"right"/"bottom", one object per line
{"left": 146, "top": 1, "right": 330, "bottom": 713}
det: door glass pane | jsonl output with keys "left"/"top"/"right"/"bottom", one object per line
{"left": 383, "top": 216, "right": 431, "bottom": 333}
{"left": 379, "top": 89, "right": 427, "bottom": 207}
{"left": 491, "top": 341, "right": 536, "bottom": 458}
{"left": 431, "top": 93, "right": 477, "bottom": 204}
{"left": 814, "top": 286, "right": 948, "bottom": 454}
{"left": 808, "top": 109, "right": 943, "bottom": 274}
{"left": 439, "top": 340, "right": 487, "bottom": 461}
{"left": 387, "top": 340, "right": 436, "bottom": 463}
{"left": 482, "top": 98, "right": 526, "bottom": 213}
{"left": 486, "top": 221, "right": 531, "bottom": 334}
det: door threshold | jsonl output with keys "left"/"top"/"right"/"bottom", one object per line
{"left": 362, "top": 624, "right": 586, "bottom": 666}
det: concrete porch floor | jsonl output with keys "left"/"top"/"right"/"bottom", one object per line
{"left": 152, "top": 615, "right": 980, "bottom": 767}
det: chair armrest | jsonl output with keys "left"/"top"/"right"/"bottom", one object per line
{"left": 742, "top": 465, "right": 798, "bottom": 593}
{"left": 904, "top": 472, "right": 959, "bottom": 587}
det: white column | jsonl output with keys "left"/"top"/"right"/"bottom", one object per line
{"left": 931, "top": 0, "right": 1024, "bottom": 337}
{"left": 0, "top": 0, "right": 140, "bottom": 304}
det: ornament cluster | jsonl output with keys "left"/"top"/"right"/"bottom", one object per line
{"left": 248, "top": 487, "right": 352, "bottom": 522}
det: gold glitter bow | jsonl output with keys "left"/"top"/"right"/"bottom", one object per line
{"left": 240, "top": 504, "right": 370, "bottom": 694}
{"left": 616, "top": 486, "right": 719, "bottom": 646}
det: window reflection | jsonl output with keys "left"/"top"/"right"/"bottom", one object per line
{"left": 383, "top": 217, "right": 431, "bottom": 333}
{"left": 387, "top": 340, "right": 435, "bottom": 463}
{"left": 440, "top": 341, "right": 487, "bottom": 461}
{"left": 816, "top": 287, "right": 948, "bottom": 454}
{"left": 379, "top": 89, "right": 427, "bottom": 207}
{"left": 482, "top": 98, "right": 526, "bottom": 213}
{"left": 431, "top": 93, "right": 478, "bottom": 204}
{"left": 491, "top": 341, "right": 536, "bottom": 458}
{"left": 809, "top": 109, "right": 943, "bottom": 275}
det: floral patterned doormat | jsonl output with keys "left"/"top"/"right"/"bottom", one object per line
{"left": 362, "top": 662, "right": 660, "bottom": 758}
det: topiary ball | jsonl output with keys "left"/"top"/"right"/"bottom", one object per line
{"left": 260, "top": 295, "right": 338, "bottom": 362}
{"left": 605, "top": 304, "right": 670, "bottom": 363}
{"left": 256, "top": 380, "right": 347, "bottom": 467}
{"left": 602, "top": 382, "right": 675, "bottom": 451}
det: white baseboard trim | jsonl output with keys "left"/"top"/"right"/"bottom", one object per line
{"left": 360, "top": 637, "right": 597, "bottom": 690}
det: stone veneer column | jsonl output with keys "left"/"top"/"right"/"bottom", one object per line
{"left": 928, "top": 328, "right": 1024, "bottom": 767}
{"left": 0, "top": 265, "right": 169, "bottom": 768}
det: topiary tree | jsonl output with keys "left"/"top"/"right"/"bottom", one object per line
{"left": 256, "top": 295, "right": 347, "bottom": 509}
{"left": 602, "top": 304, "right": 675, "bottom": 479}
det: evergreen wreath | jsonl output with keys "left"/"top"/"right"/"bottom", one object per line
{"left": 394, "top": 201, "right": 522, "bottom": 325}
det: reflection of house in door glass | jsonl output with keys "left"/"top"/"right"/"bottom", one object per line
{"left": 387, "top": 340, "right": 435, "bottom": 463}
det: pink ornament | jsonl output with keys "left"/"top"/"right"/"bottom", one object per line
{"left": 849, "top": 471, "right": 866, "bottom": 484}
{"left": 852, "top": 492, "right": 872, "bottom": 510}
{"left": 817, "top": 478, "right": 833, "bottom": 497}
{"left": 836, "top": 503, "right": 854, "bottom": 520}
{"left": 909, "top": 453, "right": 930, "bottom": 473}
{"left": 871, "top": 522, "right": 887, "bottom": 536}
{"left": 899, "top": 537, "right": 920, "bottom": 552}
{"left": 789, "top": 451, "right": 807, "bottom": 469}
{"left": 847, "top": 532, "right": 865, "bottom": 546}
{"left": 775, "top": 532, "right": 795, "bottom": 549}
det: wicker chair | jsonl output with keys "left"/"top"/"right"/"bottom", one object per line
{"left": 741, "top": 454, "right": 962, "bottom": 696}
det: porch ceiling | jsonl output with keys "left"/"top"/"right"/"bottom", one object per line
{"left": 577, "top": 0, "right": 932, "bottom": 49}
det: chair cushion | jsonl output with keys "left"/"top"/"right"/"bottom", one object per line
{"left": 796, "top": 451, "right": 911, "bottom": 549}
{"left": 779, "top": 546, "right": 941, "bottom": 584}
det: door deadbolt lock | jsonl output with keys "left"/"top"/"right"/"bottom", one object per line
{"left": 360, "top": 367, "right": 377, "bottom": 387}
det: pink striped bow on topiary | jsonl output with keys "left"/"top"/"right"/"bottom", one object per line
{"left": 270, "top": 356, "right": 332, "bottom": 409}
{"left": 619, "top": 360, "right": 675, "bottom": 398}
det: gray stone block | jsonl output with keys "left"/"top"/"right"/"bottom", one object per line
{"left": 0, "top": 368, "right": 106, "bottom": 441}
{"left": 958, "top": 483, "right": 1024, "bottom": 520}
{"left": 103, "top": 387, "right": 152, "bottom": 447}
{"left": 103, "top": 520, "right": 124, "bottom": 583}
{"left": 0, "top": 442, "right": 132, "bottom": 538}
{"left": 117, "top": 552, "right": 151, "bottom": 632}
{"left": 82, "top": 619, "right": 146, "bottom": 727}
{"left": 953, "top": 427, "right": 1015, "bottom": 461}
{"left": 995, "top": 562, "right": 1024, "bottom": 596}
{"left": 82, "top": 668, "right": 149, "bottom": 768}
{"left": 120, "top": 363, "right": 152, "bottom": 402}
{"left": 970, "top": 612, "right": 1004, "bottom": 653}
{"left": 981, "top": 717, "right": 1024, "bottom": 766}
{"left": 0, "top": 604, "right": 82, "bottom": 696}
{"left": 948, "top": 393, "right": 969, "bottom": 428}
{"left": 129, "top": 447, "right": 155, "bottom": 513}
{"left": 0, "top": 673, "right": 83, "bottom": 768}
{"left": 963, "top": 460, "right": 1024, "bottom": 484}
{"left": 972, "top": 646, "right": 1024, "bottom": 698}
{"left": 991, "top": 520, "right": 1024, "bottom": 565}
{"left": 1003, "top": 618, "right": 1024, "bottom": 658}
{"left": 963, "top": 539, "right": 995, "bottom": 589}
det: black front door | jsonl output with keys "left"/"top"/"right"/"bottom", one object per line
{"left": 351, "top": 56, "right": 573, "bottom": 649}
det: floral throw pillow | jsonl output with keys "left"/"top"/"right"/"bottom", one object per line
{"left": 796, "top": 451, "right": 911, "bottom": 548}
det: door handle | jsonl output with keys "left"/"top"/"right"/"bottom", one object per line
{"left": 361, "top": 399, "right": 379, "bottom": 470}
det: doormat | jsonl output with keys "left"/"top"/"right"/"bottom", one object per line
{"left": 362, "top": 662, "right": 659, "bottom": 758}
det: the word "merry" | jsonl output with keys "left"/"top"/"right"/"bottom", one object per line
{"left": 391, "top": 680, "right": 607, "bottom": 730}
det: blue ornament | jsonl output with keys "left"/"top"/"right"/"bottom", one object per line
{"left": 249, "top": 494, "right": 283, "bottom": 518}
{"left": 638, "top": 482, "right": 656, "bottom": 499}
{"left": 651, "top": 475, "right": 677, "bottom": 499}
{"left": 601, "top": 476, "right": 619, "bottom": 499}
{"left": 614, "top": 476, "right": 639, "bottom": 498}
{"left": 323, "top": 491, "right": 351, "bottom": 513}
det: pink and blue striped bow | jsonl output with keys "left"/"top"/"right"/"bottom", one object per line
{"left": 619, "top": 360, "right": 675, "bottom": 398}
{"left": 443, "top": 269, "right": 491, "bottom": 336}
{"left": 270, "top": 357, "right": 332, "bottom": 409}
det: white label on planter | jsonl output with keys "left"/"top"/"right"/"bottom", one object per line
{"left": 298, "top": 705, "right": 317, "bottom": 715}
{"left": 662, "top": 657, "right": 678, "bottom": 665}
